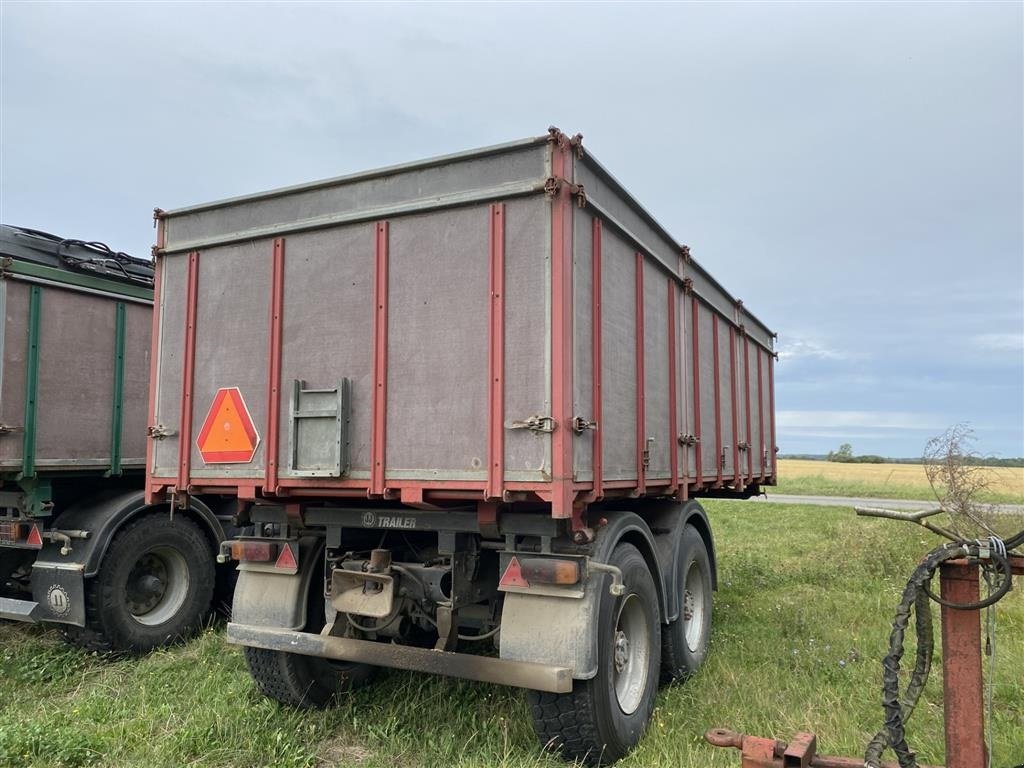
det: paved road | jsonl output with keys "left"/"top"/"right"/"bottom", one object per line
{"left": 750, "top": 493, "right": 1024, "bottom": 515}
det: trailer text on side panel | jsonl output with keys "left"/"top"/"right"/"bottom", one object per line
{"left": 0, "top": 225, "right": 233, "bottom": 652}
{"left": 149, "top": 129, "right": 777, "bottom": 764}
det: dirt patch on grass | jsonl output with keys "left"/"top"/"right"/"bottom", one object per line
{"left": 315, "top": 734, "right": 374, "bottom": 766}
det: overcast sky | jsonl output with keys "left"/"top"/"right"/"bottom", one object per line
{"left": 2, "top": 2, "right": 1022, "bottom": 458}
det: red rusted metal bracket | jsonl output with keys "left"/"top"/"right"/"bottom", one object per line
{"left": 940, "top": 554, "right": 1024, "bottom": 768}
{"left": 705, "top": 728, "right": 942, "bottom": 768}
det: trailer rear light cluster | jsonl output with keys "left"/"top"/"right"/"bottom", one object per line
{"left": 226, "top": 540, "right": 299, "bottom": 570}
{"left": 500, "top": 556, "right": 581, "bottom": 589}
{"left": 230, "top": 540, "right": 278, "bottom": 562}
{"left": 0, "top": 521, "right": 43, "bottom": 548}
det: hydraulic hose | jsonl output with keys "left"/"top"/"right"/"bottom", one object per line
{"left": 865, "top": 531, "right": 1021, "bottom": 768}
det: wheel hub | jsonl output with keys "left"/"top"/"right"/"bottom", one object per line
{"left": 122, "top": 546, "right": 191, "bottom": 625}
{"left": 612, "top": 592, "right": 651, "bottom": 715}
{"left": 126, "top": 555, "right": 168, "bottom": 614}
{"left": 613, "top": 630, "right": 630, "bottom": 673}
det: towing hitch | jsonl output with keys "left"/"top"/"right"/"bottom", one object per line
{"left": 704, "top": 728, "right": 942, "bottom": 768}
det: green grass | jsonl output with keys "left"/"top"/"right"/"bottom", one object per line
{"left": 1, "top": 501, "right": 1022, "bottom": 768}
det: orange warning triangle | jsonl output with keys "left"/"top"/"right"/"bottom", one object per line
{"left": 499, "top": 556, "right": 530, "bottom": 588}
{"left": 275, "top": 543, "right": 297, "bottom": 570}
{"left": 26, "top": 524, "right": 43, "bottom": 548}
{"left": 196, "top": 388, "right": 260, "bottom": 464}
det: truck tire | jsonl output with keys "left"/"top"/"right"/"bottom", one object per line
{"left": 244, "top": 647, "right": 374, "bottom": 709}
{"left": 243, "top": 553, "right": 376, "bottom": 709}
{"left": 63, "top": 513, "right": 215, "bottom": 653}
{"left": 660, "top": 524, "right": 712, "bottom": 682}
{"left": 528, "top": 542, "right": 661, "bottom": 765}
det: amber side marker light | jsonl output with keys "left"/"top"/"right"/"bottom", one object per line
{"left": 231, "top": 540, "right": 277, "bottom": 562}
{"left": 518, "top": 557, "right": 581, "bottom": 586}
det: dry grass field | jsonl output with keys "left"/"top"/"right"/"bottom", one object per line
{"left": 775, "top": 459, "right": 1024, "bottom": 504}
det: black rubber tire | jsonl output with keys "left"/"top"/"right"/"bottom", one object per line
{"left": 62, "top": 513, "right": 215, "bottom": 653}
{"left": 660, "top": 524, "right": 713, "bottom": 683}
{"left": 244, "top": 646, "right": 375, "bottom": 709}
{"left": 528, "top": 542, "right": 661, "bottom": 766}
{"left": 243, "top": 551, "right": 376, "bottom": 709}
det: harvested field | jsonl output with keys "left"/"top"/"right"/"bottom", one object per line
{"left": 775, "top": 459, "right": 1024, "bottom": 504}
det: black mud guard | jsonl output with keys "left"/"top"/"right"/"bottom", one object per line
{"left": 230, "top": 536, "right": 322, "bottom": 631}
{"left": 32, "top": 490, "right": 224, "bottom": 579}
{"left": 27, "top": 491, "right": 224, "bottom": 626}
{"left": 643, "top": 499, "right": 717, "bottom": 624}
{"left": 499, "top": 510, "right": 665, "bottom": 681}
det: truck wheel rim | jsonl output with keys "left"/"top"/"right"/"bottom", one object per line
{"left": 124, "top": 546, "right": 190, "bottom": 626}
{"left": 612, "top": 593, "right": 650, "bottom": 715}
{"left": 683, "top": 560, "right": 707, "bottom": 652}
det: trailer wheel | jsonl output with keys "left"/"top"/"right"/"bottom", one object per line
{"left": 528, "top": 542, "right": 660, "bottom": 765}
{"left": 63, "top": 513, "right": 215, "bottom": 653}
{"left": 243, "top": 566, "right": 375, "bottom": 708}
{"left": 660, "top": 524, "right": 712, "bottom": 682}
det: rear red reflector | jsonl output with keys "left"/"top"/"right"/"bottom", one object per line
{"left": 25, "top": 524, "right": 43, "bottom": 548}
{"left": 230, "top": 541, "right": 276, "bottom": 562}
{"left": 275, "top": 543, "right": 297, "bottom": 570}
{"left": 499, "top": 557, "right": 530, "bottom": 588}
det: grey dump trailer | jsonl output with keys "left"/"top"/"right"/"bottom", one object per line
{"left": 0, "top": 225, "right": 231, "bottom": 652}
{"left": 149, "top": 128, "right": 777, "bottom": 764}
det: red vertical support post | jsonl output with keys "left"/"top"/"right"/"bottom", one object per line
{"left": 634, "top": 252, "right": 646, "bottom": 496}
{"left": 743, "top": 335, "right": 753, "bottom": 484}
{"left": 711, "top": 314, "right": 722, "bottom": 487}
{"left": 767, "top": 353, "right": 776, "bottom": 478}
{"left": 591, "top": 218, "right": 604, "bottom": 500}
{"left": 757, "top": 349, "right": 766, "bottom": 482}
{"left": 667, "top": 278, "right": 679, "bottom": 495}
{"left": 371, "top": 222, "right": 389, "bottom": 497}
{"left": 729, "top": 325, "right": 741, "bottom": 488}
{"left": 939, "top": 562, "right": 986, "bottom": 768}
{"left": 486, "top": 204, "right": 505, "bottom": 500}
{"left": 144, "top": 249, "right": 164, "bottom": 503}
{"left": 549, "top": 135, "right": 575, "bottom": 519}
{"left": 177, "top": 251, "right": 200, "bottom": 496}
{"left": 690, "top": 294, "right": 702, "bottom": 485}
{"left": 265, "top": 237, "right": 286, "bottom": 495}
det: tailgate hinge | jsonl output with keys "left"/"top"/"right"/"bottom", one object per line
{"left": 509, "top": 415, "right": 556, "bottom": 433}
{"left": 147, "top": 424, "right": 177, "bottom": 440}
{"left": 571, "top": 416, "right": 597, "bottom": 434}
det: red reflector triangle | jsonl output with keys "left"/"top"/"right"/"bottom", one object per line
{"left": 500, "top": 556, "right": 530, "bottom": 588}
{"left": 275, "top": 543, "right": 297, "bottom": 570}
{"left": 26, "top": 524, "right": 43, "bottom": 548}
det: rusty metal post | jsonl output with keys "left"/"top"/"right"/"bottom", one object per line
{"left": 939, "top": 560, "right": 986, "bottom": 768}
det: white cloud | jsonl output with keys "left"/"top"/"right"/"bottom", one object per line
{"left": 776, "top": 338, "right": 849, "bottom": 361}
{"left": 971, "top": 333, "right": 1024, "bottom": 353}
{"left": 777, "top": 410, "right": 940, "bottom": 430}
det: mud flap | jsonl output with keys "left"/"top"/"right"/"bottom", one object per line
{"left": 29, "top": 563, "right": 86, "bottom": 626}
{"left": 231, "top": 536, "right": 320, "bottom": 631}
{"left": 499, "top": 587, "right": 601, "bottom": 680}
{"left": 499, "top": 510, "right": 668, "bottom": 681}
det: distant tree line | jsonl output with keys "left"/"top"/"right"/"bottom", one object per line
{"left": 825, "top": 443, "right": 886, "bottom": 464}
{"left": 778, "top": 446, "right": 1024, "bottom": 468}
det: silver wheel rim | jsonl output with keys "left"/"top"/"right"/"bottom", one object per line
{"left": 124, "top": 546, "right": 190, "bottom": 626}
{"left": 682, "top": 559, "right": 707, "bottom": 652}
{"left": 612, "top": 593, "right": 651, "bottom": 715}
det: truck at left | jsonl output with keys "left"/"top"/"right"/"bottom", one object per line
{"left": 0, "top": 224, "right": 231, "bottom": 652}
